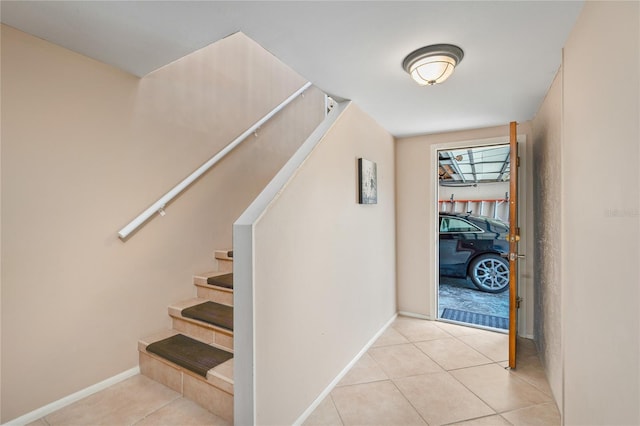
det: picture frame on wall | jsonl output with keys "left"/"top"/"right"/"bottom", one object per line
{"left": 358, "top": 158, "right": 377, "bottom": 204}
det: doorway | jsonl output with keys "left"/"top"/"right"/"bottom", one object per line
{"left": 436, "top": 144, "right": 511, "bottom": 332}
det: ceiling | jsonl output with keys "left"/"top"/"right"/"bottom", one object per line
{"left": 0, "top": 1, "right": 583, "bottom": 137}
{"left": 439, "top": 145, "right": 510, "bottom": 186}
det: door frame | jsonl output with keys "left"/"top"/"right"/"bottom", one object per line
{"left": 429, "top": 135, "right": 529, "bottom": 336}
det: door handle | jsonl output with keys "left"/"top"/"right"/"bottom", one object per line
{"left": 509, "top": 253, "right": 526, "bottom": 261}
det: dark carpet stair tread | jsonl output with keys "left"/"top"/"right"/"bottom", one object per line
{"left": 182, "top": 301, "right": 233, "bottom": 331}
{"left": 146, "top": 334, "right": 233, "bottom": 377}
{"left": 207, "top": 273, "right": 233, "bottom": 289}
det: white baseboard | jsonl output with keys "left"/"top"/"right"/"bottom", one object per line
{"left": 293, "top": 313, "right": 398, "bottom": 426}
{"left": 3, "top": 366, "right": 140, "bottom": 426}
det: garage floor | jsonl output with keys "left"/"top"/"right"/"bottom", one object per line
{"left": 438, "top": 277, "right": 509, "bottom": 329}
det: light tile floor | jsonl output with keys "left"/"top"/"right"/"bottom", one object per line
{"left": 26, "top": 375, "right": 230, "bottom": 426}
{"left": 304, "top": 317, "right": 559, "bottom": 426}
{"left": 26, "top": 317, "right": 558, "bottom": 426}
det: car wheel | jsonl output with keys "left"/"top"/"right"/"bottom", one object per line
{"left": 469, "top": 254, "right": 510, "bottom": 293}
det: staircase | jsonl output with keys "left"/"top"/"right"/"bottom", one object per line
{"left": 139, "top": 250, "right": 235, "bottom": 422}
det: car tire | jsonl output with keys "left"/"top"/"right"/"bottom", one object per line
{"left": 468, "top": 254, "right": 510, "bottom": 293}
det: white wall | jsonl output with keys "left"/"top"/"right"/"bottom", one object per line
{"left": 395, "top": 123, "right": 535, "bottom": 338}
{"left": 0, "top": 26, "right": 325, "bottom": 422}
{"left": 439, "top": 182, "right": 510, "bottom": 202}
{"left": 235, "top": 103, "right": 396, "bottom": 425}
{"left": 561, "top": 2, "right": 639, "bottom": 424}
{"left": 532, "top": 69, "right": 563, "bottom": 408}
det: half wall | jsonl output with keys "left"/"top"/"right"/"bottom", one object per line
{"left": 235, "top": 102, "right": 396, "bottom": 425}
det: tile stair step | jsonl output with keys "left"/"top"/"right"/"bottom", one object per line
{"left": 139, "top": 330, "right": 234, "bottom": 422}
{"left": 214, "top": 249, "right": 233, "bottom": 260}
{"left": 146, "top": 333, "right": 232, "bottom": 376}
{"left": 194, "top": 271, "right": 234, "bottom": 305}
{"left": 169, "top": 298, "right": 233, "bottom": 351}
{"left": 169, "top": 298, "right": 233, "bottom": 331}
{"left": 182, "top": 300, "right": 233, "bottom": 331}
{"left": 213, "top": 249, "right": 233, "bottom": 273}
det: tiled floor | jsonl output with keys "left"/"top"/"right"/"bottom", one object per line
{"left": 26, "top": 375, "right": 230, "bottom": 426}
{"left": 303, "top": 317, "right": 559, "bottom": 426}
{"left": 26, "top": 317, "right": 558, "bottom": 426}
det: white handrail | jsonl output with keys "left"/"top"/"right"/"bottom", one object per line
{"left": 118, "top": 81, "right": 313, "bottom": 239}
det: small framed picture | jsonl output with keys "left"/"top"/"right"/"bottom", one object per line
{"left": 358, "top": 158, "right": 377, "bottom": 204}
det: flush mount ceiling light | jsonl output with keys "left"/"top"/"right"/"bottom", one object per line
{"left": 402, "top": 44, "right": 464, "bottom": 86}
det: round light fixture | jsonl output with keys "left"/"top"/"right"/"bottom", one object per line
{"left": 402, "top": 44, "right": 464, "bottom": 86}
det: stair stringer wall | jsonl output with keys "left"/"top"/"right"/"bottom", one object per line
{"left": 234, "top": 102, "right": 397, "bottom": 425}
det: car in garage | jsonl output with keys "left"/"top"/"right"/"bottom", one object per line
{"left": 439, "top": 212, "right": 510, "bottom": 293}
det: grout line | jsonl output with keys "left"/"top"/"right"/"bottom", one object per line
{"left": 332, "top": 377, "right": 390, "bottom": 389}
{"left": 442, "top": 360, "right": 495, "bottom": 372}
{"left": 130, "top": 394, "right": 182, "bottom": 426}
{"left": 387, "top": 377, "right": 430, "bottom": 425}
{"left": 441, "top": 413, "right": 514, "bottom": 426}
{"left": 503, "top": 369, "right": 555, "bottom": 401}
{"left": 327, "top": 394, "right": 346, "bottom": 426}
{"left": 446, "top": 360, "right": 506, "bottom": 414}
{"left": 499, "top": 401, "right": 562, "bottom": 422}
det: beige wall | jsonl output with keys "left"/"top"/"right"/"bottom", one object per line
{"left": 0, "top": 26, "right": 324, "bottom": 422}
{"left": 236, "top": 103, "right": 396, "bottom": 424}
{"left": 395, "top": 123, "right": 535, "bottom": 337}
{"left": 561, "top": 2, "right": 639, "bottom": 424}
{"left": 0, "top": 25, "right": 3, "bottom": 423}
{"left": 531, "top": 69, "right": 563, "bottom": 408}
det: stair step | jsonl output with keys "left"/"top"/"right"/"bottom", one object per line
{"left": 214, "top": 250, "right": 233, "bottom": 261}
{"left": 138, "top": 330, "right": 234, "bottom": 388}
{"left": 168, "top": 299, "right": 233, "bottom": 350}
{"left": 194, "top": 272, "right": 233, "bottom": 304}
{"left": 139, "top": 330, "right": 234, "bottom": 421}
{"left": 213, "top": 250, "right": 233, "bottom": 273}
{"left": 146, "top": 333, "right": 233, "bottom": 377}
{"left": 206, "top": 273, "right": 233, "bottom": 289}
{"left": 182, "top": 301, "right": 233, "bottom": 331}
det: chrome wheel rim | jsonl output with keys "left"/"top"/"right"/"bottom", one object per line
{"left": 473, "top": 258, "right": 509, "bottom": 291}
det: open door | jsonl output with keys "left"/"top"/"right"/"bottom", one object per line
{"left": 508, "top": 121, "right": 519, "bottom": 369}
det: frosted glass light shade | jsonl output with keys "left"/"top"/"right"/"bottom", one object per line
{"left": 409, "top": 55, "right": 456, "bottom": 85}
{"left": 402, "top": 44, "right": 464, "bottom": 86}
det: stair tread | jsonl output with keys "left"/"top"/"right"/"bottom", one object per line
{"left": 194, "top": 272, "right": 233, "bottom": 294}
{"left": 146, "top": 333, "right": 233, "bottom": 377}
{"left": 182, "top": 301, "right": 233, "bottom": 331}
{"left": 206, "top": 273, "right": 233, "bottom": 289}
{"left": 139, "top": 329, "right": 179, "bottom": 349}
{"left": 139, "top": 330, "right": 233, "bottom": 379}
{"left": 214, "top": 250, "right": 234, "bottom": 261}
